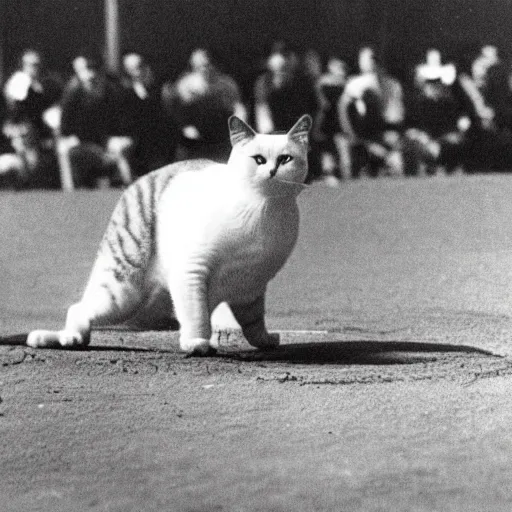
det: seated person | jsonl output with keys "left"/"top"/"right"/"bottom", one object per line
{"left": 162, "top": 48, "right": 247, "bottom": 162}
{"left": 2, "top": 49, "right": 61, "bottom": 188}
{"left": 119, "top": 52, "right": 175, "bottom": 177}
{"left": 338, "top": 47, "right": 404, "bottom": 178}
{"left": 3, "top": 49, "right": 62, "bottom": 138}
{"left": 0, "top": 95, "right": 22, "bottom": 187}
{"left": 403, "top": 72, "right": 473, "bottom": 175}
{"left": 313, "top": 57, "right": 350, "bottom": 182}
{"left": 254, "top": 47, "right": 318, "bottom": 133}
{"left": 254, "top": 44, "right": 320, "bottom": 181}
{"left": 59, "top": 50, "right": 133, "bottom": 188}
{"left": 0, "top": 120, "right": 59, "bottom": 189}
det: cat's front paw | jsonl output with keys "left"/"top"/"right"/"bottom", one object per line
{"left": 180, "top": 337, "right": 217, "bottom": 357}
{"left": 27, "top": 330, "right": 60, "bottom": 348}
{"left": 58, "top": 331, "right": 88, "bottom": 348}
{"left": 27, "top": 330, "right": 88, "bottom": 349}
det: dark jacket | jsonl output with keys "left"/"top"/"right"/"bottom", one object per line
{"left": 60, "top": 76, "right": 125, "bottom": 145}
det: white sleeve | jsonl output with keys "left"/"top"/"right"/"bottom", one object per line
{"left": 4, "top": 72, "right": 31, "bottom": 102}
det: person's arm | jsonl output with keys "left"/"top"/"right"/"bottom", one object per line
{"left": 233, "top": 102, "right": 248, "bottom": 122}
{"left": 3, "top": 72, "right": 30, "bottom": 107}
{"left": 338, "top": 89, "right": 358, "bottom": 143}
{"left": 59, "top": 81, "right": 80, "bottom": 138}
{"left": 457, "top": 73, "right": 494, "bottom": 129}
{"left": 54, "top": 82, "right": 80, "bottom": 191}
{"left": 220, "top": 76, "right": 248, "bottom": 123}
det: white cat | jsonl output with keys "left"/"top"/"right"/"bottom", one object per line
{"left": 27, "top": 114, "right": 312, "bottom": 355}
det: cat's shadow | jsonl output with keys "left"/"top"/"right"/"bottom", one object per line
{"left": 0, "top": 335, "right": 497, "bottom": 365}
{"left": 94, "top": 340, "right": 495, "bottom": 365}
{"left": 217, "top": 340, "right": 496, "bottom": 365}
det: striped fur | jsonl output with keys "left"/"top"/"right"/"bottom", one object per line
{"left": 98, "top": 159, "right": 212, "bottom": 283}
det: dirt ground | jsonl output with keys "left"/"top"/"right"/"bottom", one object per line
{"left": 2, "top": 175, "right": 512, "bottom": 511}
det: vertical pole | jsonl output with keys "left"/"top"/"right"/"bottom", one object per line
{"left": 0, "top": 0, "right": 6, "bottom": 86}
{"left": 378, "top": 0, "right": 390, "bottom": 68}
{"left": 104, "top": 0, "right": 120, "bottom": 74}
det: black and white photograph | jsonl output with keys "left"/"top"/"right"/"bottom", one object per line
{"left": 1, "top": 1, "right": 512, "bottom": 510}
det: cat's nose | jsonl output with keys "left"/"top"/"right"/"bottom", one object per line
{"left": 269, "top": 166, "right": 278, "bottom": 178}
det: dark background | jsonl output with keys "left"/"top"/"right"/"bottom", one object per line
{"left": 2, "top": 0, "right": 512, "bottom": 94}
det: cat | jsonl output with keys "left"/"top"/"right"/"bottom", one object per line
{"left": 27, "top": 114, "right": 312, "bottom": 355}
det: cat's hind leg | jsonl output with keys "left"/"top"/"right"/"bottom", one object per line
{"left": 229, "top": 295, "right": 280, "bottom": 349}
{"left": 27, "top": 280, "right": 143, "bottom": 349}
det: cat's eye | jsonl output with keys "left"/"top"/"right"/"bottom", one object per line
{"left": 279, "top": 155, "right": 293, "bottom": 164}
{"left": 252, "top": 155, "right": 267, "bottom": 165}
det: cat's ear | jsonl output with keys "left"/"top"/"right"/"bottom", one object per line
{"left": 229, "top": 116, "right": 257, "bottom": 146}
{"left": 287, "top": 114, "right": 313, "bottom": 145}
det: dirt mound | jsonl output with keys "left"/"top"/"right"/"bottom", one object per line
{"left": 3, "top": 330, "right": 509, "bottom": 388}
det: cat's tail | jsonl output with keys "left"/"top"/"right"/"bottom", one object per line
{"left": 0, "top": 333, "right": 29, "bottom": 346}
{"left": 0, "top": 333, "right": 85, "bottom": 348}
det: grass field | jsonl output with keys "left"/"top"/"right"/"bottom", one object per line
{"left": 2, "top": 174, "right": 512, "bottom": 511}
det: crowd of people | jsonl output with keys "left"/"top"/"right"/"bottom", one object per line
{"left": 2, "top": 41, "right": 512, "bottom": 190}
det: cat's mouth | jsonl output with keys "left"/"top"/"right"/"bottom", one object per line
{"left": 272, "top": 178, "right": 304, "bottom": 185}
{"left": 261, "top": 175, "right": 307, "bottom": 196}
{"left": 268, "top": 177, "right": 308, "bottom": 194}
{"left": 268, "top": 171, "right": 304, "bottom": 185}
{"left": 266, "top": 166, "right": 307, "bottom": 191}
{"left": 268, "top": 170, "right": 300, "bottom": 184}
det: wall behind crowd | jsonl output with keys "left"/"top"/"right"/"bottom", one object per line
{"left": 2, "top": 0, "right": 104, "bottom": 75}
{"left": 2, "top": 0, "right": 512, "bottom": 88}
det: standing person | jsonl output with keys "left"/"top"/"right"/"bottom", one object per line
{"left": 314, "top": 57, "right": 350, "bottom": 183}
{"left": 338, "top": 46, "right": 405, "bottom": 178}
{"left": 59, "top": 50, "right": 133, "bottom": 188}
{"left": 254, "top": 44, "right": 320, "bottom": 181}
{"left": 162, "top": 48, "right": 247, "bottom": 162}
{"left": 120, "top": 52, "right": 175, "bottom": 177}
